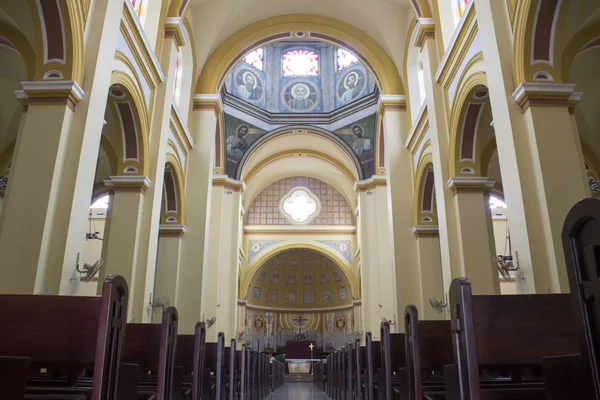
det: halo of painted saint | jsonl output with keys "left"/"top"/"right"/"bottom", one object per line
{"left": 283, "top": 81, "right": 319, "bottom": 112}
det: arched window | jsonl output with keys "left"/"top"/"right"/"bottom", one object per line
{"left": 91, "top": 195, "right": 110, "bottom": 209}
{"left": 130, "top": 0, "right": 144, "bottom": 17}
{"left": 452, "top": 0, "right": 469, "bottom": 24}
{"left": 173, "top": 51, "right": 183, "bottom": 104}
{"left": 282, "top": 50, "right": 319, "bottom": 76}
{"left": 337, "top": 48, "right": 358, "bottom": 70}
{"left": 489, "top": 195, "right": 507, "bottom": 209}
{"left": 417, "top": 59, "right": 426, "bottom": 104}
{"left": 244, "top": 48, "right": 264, "bottom": 71}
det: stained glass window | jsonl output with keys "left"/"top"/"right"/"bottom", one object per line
{"left": 282, "top": 50, "right": 319, "bottom": 76}
{"left": 489, "top": 195, "right": 507, "bottom": 209}
{"left": 243, "top": 48, "right": 264, "bottom": 70}
{"left": 173, "top": 51, "right": 183, "bottom": 103}
{"left": 458, "top": 0, "right": 469, "bottom": 15}
{"left": 130, "top": 0, "right": 144, "bottom": 16}
{"left": 337, "top": 48, "right": 358, "bottom": 70}
{"left": 281, "top": 188, "right": 319, "bottom": 223}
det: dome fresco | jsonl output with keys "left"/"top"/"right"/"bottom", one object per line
{"left": 247, "top": 249, "right": 353, "bottom": 310}
{"left": 223, "top": 41, "right": 377, "bottom": 113}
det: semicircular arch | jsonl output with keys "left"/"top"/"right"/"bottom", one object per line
{"left": 196, "top": 14, "right": 404, "bottom": 95}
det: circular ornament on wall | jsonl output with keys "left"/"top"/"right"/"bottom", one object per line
{"left": 281, "top": 80, "right": 320, "bottom": 112}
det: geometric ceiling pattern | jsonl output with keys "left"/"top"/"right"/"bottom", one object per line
{"left": 247, "top": 249, "right": 353, "bottom": 310}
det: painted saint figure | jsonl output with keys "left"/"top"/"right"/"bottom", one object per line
{"left": 226, "top": 125, "right": 249, "bottom": 158}
{"left": 341, "top": 71, "right": 363, "bottom": 102}
{"left": 237, "top": 71, "right": 261, "bottom": 100}
{"left": 287, "top": 83, "right": 314, "bottom": 110}
{"left": 351, "top": 125, "right": 371, "bottom": 157}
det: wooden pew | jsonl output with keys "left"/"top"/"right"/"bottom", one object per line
{"left": 354, "top": 339, "right": 366, "bottom": 400}
{"left": 365, "top": 332, "right": 381, "bottom": 400}
{"left": 347, "top": 342, "right": 355, "bottom": 400}
{"left": 123, "top": 306, "right": 179, "bottom": 400}
{"left": 404, "top": 305, "right": 452, "bottom": 400}
{"left": 447, "top": 277, "right": 579, "bottom": 400}
{"left": 224, "top": 339, "right": 236, "bottom": 400}
{"left": 235, "top": 345, "right": 247, "bottom": 400}
{"left": 203, "top": 333, "right": 225, "bottom": 400}
{"left": 175, "top": 322, "right": 206, "bottom": 400}
{"left": 0, "top": 275, "right": 128, "bottom": 400}
{"left": 559, "top": 196, "right": 600, "bottom": 399}
{"left": 380, "top": 321, "right": 405, "bottom": 400}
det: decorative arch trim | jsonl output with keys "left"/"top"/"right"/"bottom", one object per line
{"left": 162, "top": 154, "right": 186, "bottom": 225}
{"left": 241, "top": 243, "right": 359, "bottom": 300}
{"left": 195, "top": 14, "right": 404, "bottom": 95}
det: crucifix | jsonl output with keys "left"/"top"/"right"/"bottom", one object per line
{"left": 309, "top": 343, "right": 315, "bottom": 374}
{"left": 292, "top": 314, "right": 308, "bottom": 338}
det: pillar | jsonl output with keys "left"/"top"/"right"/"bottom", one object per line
{"left": 237, "top": 300, "right": 247, "bottom": 350}
{"left": 101, "top": 176, "right": 150, "bottom": 322}
{"left": 412, "top": 226, "right": 445, "bottom": 320}
{"left": 415, "top": 19, "right": 462, "bottom": 295}
{"left": 356, "top": 176, "right": 398, "bottom": 339}
{"left": 381, "top": 100, "right": 421, "bottom": 321}
{"left": 0, "top": 83, "right": 81, "bottom": 294}
{"left": 177, "top": 99, "right": 219, "bottom": 333}
{"left": 474, "top": 0, "right": 589, "bottom": 293}
{"left": 133, "top": 20, "right": 184, "bottom": 323}
{"left": 201, "top": 177, "right": 244, "bottom": 342}
{"left": 352, "top": 300, "right": 363, "bottom": 337}
{"left": 0, "top": 0, "right": 126, "bottom": 295}
{"left": 447, "top": 178, "right": 499, "bottom": 294}
{"left": 152, "top": 224, "right": 186, "bottom": 323}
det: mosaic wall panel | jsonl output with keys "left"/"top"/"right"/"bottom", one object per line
{"left": 318, "top": 241, "right": 351, "bottom": 261}
{"left": 246, "top": 177, "right": 354, "bottom": 225}
{"left": 249, "top": 240, "right": 281, "bottom": 261}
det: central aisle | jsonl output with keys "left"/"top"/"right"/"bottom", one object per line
{"left": 266, "top": 382, "right": 329, "bottom": 399}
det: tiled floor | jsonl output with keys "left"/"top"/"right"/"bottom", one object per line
{"left": 266, "top": 383, "right": 329, "bottom": 399}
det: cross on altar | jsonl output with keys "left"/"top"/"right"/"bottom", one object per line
{"left": 309, "top": 343, "right": 314, "bottom": 351}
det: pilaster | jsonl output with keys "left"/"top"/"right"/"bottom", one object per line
{"left": 412, "top": 225, "right": 445, "bottom": 320}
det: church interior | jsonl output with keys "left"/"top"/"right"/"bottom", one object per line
{"left": 1, "top": 0, "right": 600, "bottom": 398}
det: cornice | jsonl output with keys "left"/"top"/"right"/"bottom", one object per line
{"left": 406, "top": 103, "right": 429, "bottom": 153}
{"left": 170, "top": 103, "right": 194, "bottom": 153}
{"left": 354, "top": 175, "right": 387, "bottom": 193}
{"left": 412, "top": 18, "right": 436, "bottom": 48}
{"left": 435, "top": 1, "right": 477, "bottom": 87}
{"left": 104, "top": 175, "right": 151, "bottom": 193}
{"left": 19, "top": 80, "right": 84, "bottom": 110}
{"left": 159, "top": 224, "right": 187, "bottom": 236}
{"left": 377, "top": 95, "right": 408, "bottom": 115}
{"left": 121, "top": 2, "right": 164, "bottom": 90}
{"left": 412, "top": 224, "right": 440, "bottom": 238}
{"left": 512, "top": 83, "right": 577, "bottom": 111}
{"left": 212, "top": 175, "right": 245, "bottom": 193}
{"left": 243, "top": 225, "right": 356, "bottom": 235}
{"left": 193, "top": 94, "right": 223, "bottom": 114}
{"left": 447, "top": 176, "right": 494, "bottom": 194}
{"left": 164, "top": 17, "right": 188, "bottom": 48}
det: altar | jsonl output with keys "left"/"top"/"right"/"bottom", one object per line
{"left": 285, "top": 340, "right": 316, "bottom": 374}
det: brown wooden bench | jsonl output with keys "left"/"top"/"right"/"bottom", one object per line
{"left": 203, "top": 332, "right": 225, "bottom": 400}
{"left": 123, "top": 306, "right": 179, "bottom": 400}
{"left": 354, "top": 339, "right": 366, "bottom": 400}
{"left": 558, "top": 196, "right": 600, "bottom": 399}
{"left": 404, "top": 305, "right": 452, "bottom": 400}
{"left": 380, "top": 321, "right": 405, "bottom": 400}
{"left": 175, "top": 322, "right": 206, "bottom": 400}
{"left": 447, "top": 277, "right": 579, "bottom": 400}
{"left": 0, "top": 275, "right": 129, "bottom": 400}
{"left": 365, "top": 332, "right": 381, "bottom": 400}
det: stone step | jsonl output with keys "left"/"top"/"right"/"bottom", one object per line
{"left": 285, "top": 374, "right": 314, "bottom": 383}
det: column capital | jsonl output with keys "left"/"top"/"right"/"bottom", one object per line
{"left": 512, "top": 82, "right": 578, "bottom": 111}
{"left": 377, "top": 95, "right": 407, "bottom": 115}
{"left": 212, "top": 175, "right": 246, "bottom": 193}
{"left": 17, "top": 80, "right": 84, "bottom": 111}
{"left": 412, "top": 225, "right": 440, "bottom": 238}
{"left": 354, "top": 175, "right": 387, "bottom": 193}
{"left": 104, "top": 175, "right": 151, "bottom": 193}
{"left": 447, "top": 176, "right": 495, "bottom": 194}
{"left": 165, "top": 17, "right": 188, "bottom": 47}
{"left": 193, "top": 94, "right": 223, "bottom": 114}
{"left": 411, "top": 18, "right": 436, "bottom": 48}
{"left": 159, "top": 224, "right": 187, "bottom": 236}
